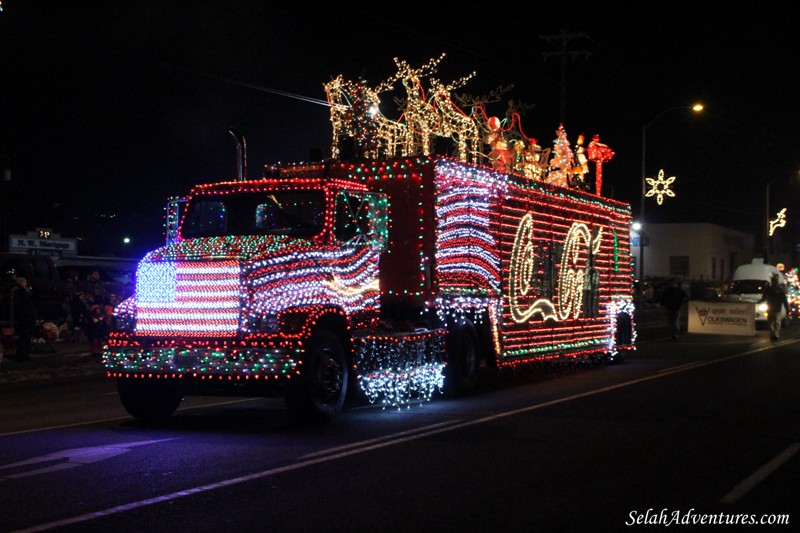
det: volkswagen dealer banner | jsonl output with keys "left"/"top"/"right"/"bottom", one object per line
{"left": 687, "top": 301, "right": 756, "bottom": 336}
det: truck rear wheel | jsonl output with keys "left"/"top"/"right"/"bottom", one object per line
{"left": 117, "top": 378, "right": 184, "bottom": 422}
{"left": 285, "top": 329, "right": 348, "bottom": 423}
{"left": 612, "top": 312, "right": 633, "bottom": 364}
{"left": 443, "top": 320, "right": 480, "bottom": 396}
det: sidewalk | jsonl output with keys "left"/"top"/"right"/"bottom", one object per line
{"left": 0, "top": 339, "right": 104, "bottom": 385}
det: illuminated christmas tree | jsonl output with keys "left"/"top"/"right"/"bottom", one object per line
{"left": 546, "top": 124, "right": 573, "bottom": 187}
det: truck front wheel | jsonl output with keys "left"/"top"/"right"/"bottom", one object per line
{"left": 117, "top": 378, "right": 184, "bottom": 422}
{"left": 285, "top": 329, "right": 348, "bottom": 423}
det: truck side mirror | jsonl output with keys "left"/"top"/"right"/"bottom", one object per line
{"left": 165, "top": 197, "right": 188, "bottom": 245}
{"left": 366, "top": 193, "right": 388, "bottom": 252}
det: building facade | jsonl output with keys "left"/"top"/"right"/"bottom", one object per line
{"left": 632, "top": 223, "right": 756, "bottom": 282}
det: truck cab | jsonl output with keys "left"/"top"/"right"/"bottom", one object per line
{"left": 107, "top": 174, "right": 389, "bottom": 421}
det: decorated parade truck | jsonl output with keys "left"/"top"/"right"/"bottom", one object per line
{"left": 103, "top": 56, "right": 636, "bottom": 422}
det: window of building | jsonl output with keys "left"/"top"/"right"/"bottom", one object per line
{"left": 669, "top": 256, "right": 689, "bottom": 278}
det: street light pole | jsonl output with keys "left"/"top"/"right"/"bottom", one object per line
{"left": 1, "top": 167, "right": 9, "bottom": 253}
{"left": 638, "top": 103, "right": 703, "bottom": 305}
{"left": 765, "top": 181, "right": 770, "bottom": 262}
{"left": 639, "top": 123, "right": 647, "bottom": 304}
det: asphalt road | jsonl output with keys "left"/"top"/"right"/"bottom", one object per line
{"left": 0, "top": 306, "right": 797, "bottom": 532}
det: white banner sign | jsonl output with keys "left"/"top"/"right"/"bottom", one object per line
{"left": 687, "top": 300, "right": 755, "bottom": 336}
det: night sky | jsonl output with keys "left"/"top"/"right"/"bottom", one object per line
{"left": 2, "top": 2, "right": 799, "bottom": 258}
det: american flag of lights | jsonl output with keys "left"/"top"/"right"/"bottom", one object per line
{"left": 135, "top": 260, "right": 241, "bottom": 336}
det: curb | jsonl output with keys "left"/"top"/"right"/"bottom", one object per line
{"left": 0, "top": 342, "right": 103, "bottom": 385}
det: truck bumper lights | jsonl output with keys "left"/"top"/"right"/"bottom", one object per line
{"left": 104, "top": 345, "right": 298, "bottom": 377}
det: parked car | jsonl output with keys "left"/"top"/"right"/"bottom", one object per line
{"left": 689, "top": 280, "right": 724, "bottom": 301}
{"left": 643, "top": 276, "right": 677, "bottom": 306}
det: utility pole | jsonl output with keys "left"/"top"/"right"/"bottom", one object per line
{"left": 2, "top": 154, "right": 9, "bottom": 253}
{"left": 540, "top": 31, "right": 591, "bottom": 125}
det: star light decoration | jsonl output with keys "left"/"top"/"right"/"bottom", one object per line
{"left": 645, "top": 169, "right": 676, "bottom": 205}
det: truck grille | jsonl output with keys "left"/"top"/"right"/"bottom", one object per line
{"left": 135, "top": 260, "right": 241, "bottom": 337}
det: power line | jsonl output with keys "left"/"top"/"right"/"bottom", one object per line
{"left": 129, "top": 55, "right": 331, "bottom": 107}
{"left": 540, "top": 31, "right": 591, "bottom": 125}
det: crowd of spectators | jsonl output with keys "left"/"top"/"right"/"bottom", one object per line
{"left": 63, "top": 268, "right": 120, "bottom": 359}
{"left": 2, "top": 267, "right": 126, "bottom": 362}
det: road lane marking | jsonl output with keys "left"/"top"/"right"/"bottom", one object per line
{"left": 720, "top": 443, "right": 800, "bottom": 504}
{"left": 0, "top": 439, "right": 178, "bottom": 480}
{"left": 11, "top": 338, "right": 800, "bottom": 532}
{"left": 657, "top": 362, "right": 705, "bottom": 373}
{"left": 300, "top": 420, "right": 465, "bottom": 459}
{"left": 0, "top": 398, "right": 260, "bottom": 437}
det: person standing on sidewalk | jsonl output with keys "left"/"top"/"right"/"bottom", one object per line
{"left": 764, "top": 274, "right": 790, "bottom": 341}
{"left": 660, "top": 279, "right": 688, "bottom": 341}
{"left": 10, "top": 275, "right": 37, "bottom": 361}
{"left": 85, "top": 268, "right": 106, "bottom": 306}
{"left": 85, "top": 304, "right": 110, "bottom": 361}
{"left": 0, "top": 268, "right": 16, "bottom": 359}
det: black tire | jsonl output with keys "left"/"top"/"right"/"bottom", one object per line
{"left": 117, "top": 378, "right": 183, "bottom": 422}
{"left": 443, "top": 320, "right": 480, "bottom": 396}
{"left": 285, "top": 329, "right": 348, "bottom": 423}
{"left": 612, "top": 312, "right": 633, "bottom": 364}
{"left": 615, "top": 312, "right": 633, "bottom": 345}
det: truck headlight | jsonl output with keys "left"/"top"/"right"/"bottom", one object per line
{"left": 111, "top": 296, "right": 136, "bottom": 333}
{"left": 113, "top": 312, "right": 136, "bottom": 333}
{"left": 757, "top": 302, "right": 768, "bottom": 314}
{"left": 262, "top": 313, "right": 280, "bottom": 333}
{"left": 245, "top": 313, "right": 280, "bottom": 334}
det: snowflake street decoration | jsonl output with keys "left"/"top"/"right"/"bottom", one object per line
{"left": 645, "top": 169, "right": 676, "bottom": 205}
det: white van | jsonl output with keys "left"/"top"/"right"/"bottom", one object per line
{"left": 725, "top": 259, "right": 789, "bottom": 325}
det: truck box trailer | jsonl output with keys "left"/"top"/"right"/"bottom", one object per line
{"left": 104, "top": 155, "right": 635, "bottom": 422}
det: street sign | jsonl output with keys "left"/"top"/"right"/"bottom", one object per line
{"left": 9, "top": 234, "right": 77, "bottom": 255}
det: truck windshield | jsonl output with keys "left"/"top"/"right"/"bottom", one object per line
{"left": 727, "top": 280, "right": 768, "bottom": 295}
{"left": 180, "top": 191, "right": 325, "bottom": 239}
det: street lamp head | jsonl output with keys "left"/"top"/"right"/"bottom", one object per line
{"left": 644, "top": 103, "right": 704, "bottom": 131}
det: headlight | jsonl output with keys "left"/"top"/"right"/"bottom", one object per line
{"left": 757, "top": 302, "right": 768, "bottom": 313}
{"left": 112, "top": 296, "right": 136, "bottom": 333}
{"left": 113, "top": 312, "right": 136, "bottom": 333}
{"left": 245, "top": 313, "right": 280, "bottom": 334}
{"left": 262, "top": 313, "right": 280, "bottom": 333}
